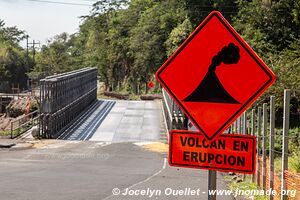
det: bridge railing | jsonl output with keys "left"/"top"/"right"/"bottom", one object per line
{"left": 10, "top": 110, "right": 39, "bottom": 138}
{"left": 39, "top": 67, "right": 97, "bottom": 138}
{"left": 162, "top": 89, "right": 186, "bottom": 131}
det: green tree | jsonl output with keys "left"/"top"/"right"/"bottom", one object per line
{"left": 185, "top": 0, "right": 238, "bottom": 27}
{"left": 233, "top": 0, "right": 300, "bottom": 116}
{"left": 234, "top": 0, "right": 300, "bottom": 53}
{"left": 0, "top": 20, "right": 28, "bottom": 92}
{"left": 129, "top": 0, "right": 187, "bottom": 90}
{"left": 165, "top": 18, "right": 193, "bottom": 57}
{"left": 35, "top": 33, "right": 75, "bottom": 75}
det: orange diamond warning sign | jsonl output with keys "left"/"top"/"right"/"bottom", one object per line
{"left": 156, "top": 11, "right": 275, "bottom": 140}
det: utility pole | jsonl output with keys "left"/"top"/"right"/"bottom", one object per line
{"left": 26, "top": 35, "right": 29, "bottom": 62}
{"left": 26, "top": 37, "right": 40, "bottom": 90}
{"left": 27, "top": 39, "right": 40, "bottom": 65}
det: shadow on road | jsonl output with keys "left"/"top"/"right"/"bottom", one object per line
{"left": 57, "top": 100, "right": 116, "bottom": 141}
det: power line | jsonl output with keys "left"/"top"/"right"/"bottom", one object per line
{"left": 26, "top": 0, "right": 93, "bottom": 6}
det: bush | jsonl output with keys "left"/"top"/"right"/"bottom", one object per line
{"left": 274, "top": 128, "right": 300, "bottom": 155}
{"left": 290, "top": 149, "right": 300, "bottom": 173}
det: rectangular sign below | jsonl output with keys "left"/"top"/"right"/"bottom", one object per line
{"left": 169, "top": 130, "right": 256, "bottom": 174}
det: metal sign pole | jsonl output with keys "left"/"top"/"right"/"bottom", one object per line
{"left": 208, "top": 170, "right": 217, "bottom": 200}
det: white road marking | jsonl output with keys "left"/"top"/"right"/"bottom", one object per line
{"left": 133, "top": 142, "right": 159, "bottom": 146}
{"left": 102, "top": 158, "right": 167, "bottom": 200}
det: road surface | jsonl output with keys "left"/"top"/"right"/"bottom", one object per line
{"left": 0, "top": 100, "right": 234, "bottom": 200}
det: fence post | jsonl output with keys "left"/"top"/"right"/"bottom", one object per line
{"left": 240, "top": 115, "right": 243, "bottom": 133}
{"left": 262, "top": 103, "right": 267, "bottom": 191}
{"left": 0, "top": 97, "right": 2, "bottom": 113}
{"left": 251, "top": 109, "right": 255, "bottom": 183}
{"left": 281, "top": 89, "right": 290, "bottom": 200}
{"left": 241, "top": 116, "right": 243, "bottom": 133}
{"left": 235, "top": 119, "right": 237, "bottom": 133}
{"left": 31, "top": 112, "right": 34, "bottom": 125}
{"left": 256, "top": 107, "right": 262, "bottom": 188}
{"left": 242, "top": 111, "right": 247, "bottom": 181}
{"left": 232, "top": 121, "right": 235, "bottom": 133}
{"left": 269, "top": 96, "right": 275, "bottom": 200}
{"left": 18, "top": 119, "right": 21, "bottom": 136}
{"left": 10, "top": 121, "right": 13, "bottom": 139}
{"left": 237, "top": 117, "right": 241, "bottom": 133}
{"left": 243, "top": 112, "right": 247, "bottom": 134}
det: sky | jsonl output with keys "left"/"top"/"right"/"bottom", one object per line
{"left": 0, "top": 0, "right": 97, "bottom": 47}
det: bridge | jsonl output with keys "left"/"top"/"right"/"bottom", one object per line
{"left": 38, "top": 68, "right": 186, "bottom": 142}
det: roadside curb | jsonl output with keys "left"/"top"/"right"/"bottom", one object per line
{"left": 0, "top": 139, "right": 34, "bottom": 151}
{"left": 10, "top": 142, "right": 34, "bottom": 150}
{"left": 0, "top": 143, "right": 16, "bottom": 148}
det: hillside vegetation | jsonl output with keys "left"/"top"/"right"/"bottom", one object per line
{"left": 0, "top": 0, "right": 299, "bottom": 120}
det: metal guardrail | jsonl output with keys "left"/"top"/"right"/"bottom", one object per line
{"left": 161, "top": 89, "right": 186, "bottom": 130}
{"left": 10, "top": 110, "right": 39, "bottom": 138}
{"left": 40, "top": 67, "right": 97, "bottom": 138}
{"left": 0, "top": 93, "right": 30, "bottom": 99}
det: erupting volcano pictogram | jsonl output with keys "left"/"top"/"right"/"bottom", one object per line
{"left": 183, "top": 43, "right": 240, "bottom": 104}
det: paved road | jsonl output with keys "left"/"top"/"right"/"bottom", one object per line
{"left": 0, "top": 142, "right": 234, "bottom": 200}
{"left": 0, "top": 100, "right": 234, "bottom": 200}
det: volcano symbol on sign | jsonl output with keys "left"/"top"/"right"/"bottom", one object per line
{"left": 183, "top": 43, "right": 240, "bottom": 104}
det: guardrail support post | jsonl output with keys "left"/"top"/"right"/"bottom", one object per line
{"left": 262, "top": 103, "right": 267, "bottom": 191}
{"left": 251, "top": 108, "right": 255, "bottom": 183}
{"left": 256, "top": 107, "right": 262, "bottom": 189}
{"left": 243, "top": 111, "right": 247, "bottom": 181}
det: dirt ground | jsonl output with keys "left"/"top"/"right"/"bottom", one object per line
{"left": 0, "top": 116, "right": 13, "bottom": 131}
{"left": 0, "top": 97, "right": 37, "bottom": 131}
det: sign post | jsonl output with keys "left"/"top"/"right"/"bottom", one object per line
{"left": 208, "top": 170, "right": 217, "bottom": 200}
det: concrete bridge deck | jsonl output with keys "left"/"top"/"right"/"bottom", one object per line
{"left": 57, "top": 100, "right": 164, "bottom": 143}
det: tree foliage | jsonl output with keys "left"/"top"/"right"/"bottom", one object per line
{"left": 35, "top": 33, "right": 75, "bottom": 75}
{"left": 0, "top": 20, "right": 28, "bottom": 92}
{"left": 233, "top": 0, "right": 300, "bottom": 115}
{"left": 0, "top": 0, "right": 299, "bottom": 115}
